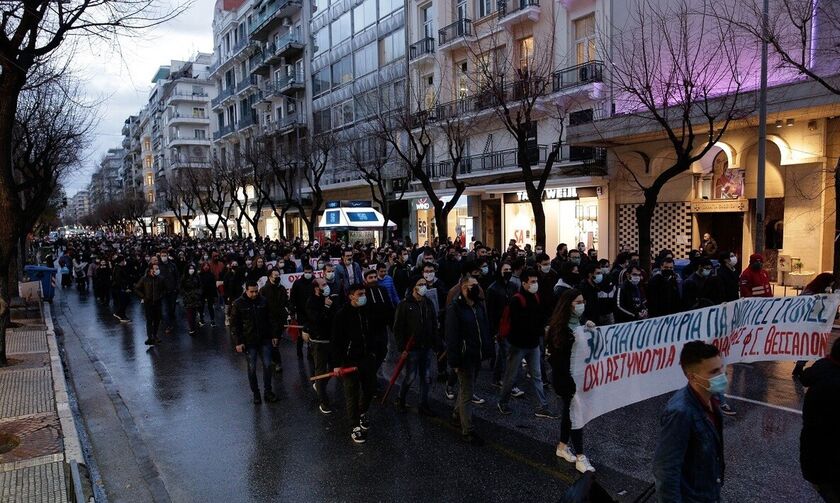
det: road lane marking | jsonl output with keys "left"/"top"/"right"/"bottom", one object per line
{"left": 723, "top": 394, "right": 802, "bottom": 415}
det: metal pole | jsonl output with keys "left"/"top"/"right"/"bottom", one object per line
{"left": 755, "top": 0, "right": 769, "bottom": 253}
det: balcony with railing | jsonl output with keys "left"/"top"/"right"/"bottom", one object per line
{"left": 250, "top": 0, "right": 303, "bottom": 40}
{"left": 208, "top": 58, "right": 221, "bottom": 76}
{"left": 497, "top": 0, "right": 540, "bottom": 27}
{"left": 168, "top": 112, "right": 210, "bottom": 124}
{"left": 236, "top": 75, "right": 257, "bottom": 95}
{"left": 238, "top": 113, "right": 256, "bottom": 130}
{"left": 212, "top": 124, "right": 235, "bottom": 140}
{"left": 433, "top": 76, "right": 547, "bottom": 121}
{"left": 264, "top": 113, "right": 306, "bottom": 135}
{"left": 275, "top": 32, "right": 304, "bottom": 58}
{"left": 552, "top": 60, "right": 604, "bottom": 93}
{"left": 211, "top": 86, "right": 234, "bottom": 108}
{"left": 409, "top": 37, "right": 435, "bottom": 63}
{"left": 275, "top": 72, "right": 304, "bottom": 95}
{"left": 170, "top": 156, "right": 212, "bottom": 170}
{"left": 438, "top": 19, "right": 473, "bottom": 50}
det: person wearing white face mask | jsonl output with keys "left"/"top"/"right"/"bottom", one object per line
{"left": 717, "top": 251, "right": 740, "bottom": 302}
{"left": 180, "top": 263, "right": 203, "bottom": 336}
{"left": 134, "top": 263, "right": 166, "bottom": 345}
{"left": 654, "top": 341, "right": 727, "bottom": 502}
{"left": 305, "top": 278, "right": 337, "bottom": 414}
{"left": 548, "top": 288, "right": 596, "bottom": 473}
{"left": 616, "top": 266, "right": 648, "bottom": 323}
{"left": 393, "top": 276, "right": 438, "bottom": 415}
{"left": 535, "top": 253, "right": 559, "bottom": 318}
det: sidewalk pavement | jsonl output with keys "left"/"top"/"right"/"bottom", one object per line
{"left": 0, "top": 299, "right": 90, "bottom": 502}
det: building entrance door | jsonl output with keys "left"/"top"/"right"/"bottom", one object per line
{"left": 696, "top": 212, "right": 743, "bottom": 257}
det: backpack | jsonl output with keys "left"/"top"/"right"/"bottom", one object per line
{"left": 498, "top": 292, "right": 538, "bottom": 339}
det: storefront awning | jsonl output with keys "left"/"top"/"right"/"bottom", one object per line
{"left": 318, "top": 207, "right": 396, "bottom": 231}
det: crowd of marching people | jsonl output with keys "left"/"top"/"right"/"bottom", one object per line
{"left": 49, "top": 231, "right": 839, "bottom": 500}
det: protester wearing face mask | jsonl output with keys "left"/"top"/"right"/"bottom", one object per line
{"left": 418, "top": 262, "right": 447, "bottom": 316}
{"left": 223, "top": 261, "right": 246, "bottom": 328}
{"left": 198, "top": 262, "right": 217, "bottom": 327}
{"left": 548, "top": 289, "right": 597, "bottom": 473}
{"left": 497, "top": 269, "right": 557, "bottom": 420}
{"left": 332, "top": 285, "right": 378, "bottom": 444}
{"left": 594, "top": 259, "right": 617, "bottom": 326}
{"left": 305, "top": 278, "right": 337, "bottom": 414}
{"left": 260, "top": 268, "right": 289, "bottom": 372}
{"left": 445, "top": 276, "right": 491, "bottom": 445}
{"left": 683, "top": 258, "right": 723, "bottom": 310}
{"left": 739, "top": 253, "right": 772, "bottom": 298}
{"left": 654, "top": 341, "right": 728, "bottom": 503}
{"left": 157, "top": 250, "right": 180, "bottom": 335}
{"left": 393, "top": 276, "right": 438, "bottom": 416}
{"left": 487, "top": 262, "right": 524, "bottom": 397}
{"left": 134, "top": 263, "right": 166, "bottom": 345}
{"left": 388, "top": 249, "right": 413, "bottom": 299}
{"left": 290, "top": 264, "right": 316, "bottom": 359}
{"left": 577, "top": 264, "right": 604, "bottom": 324}
{"left": 553, "top": 262, "right": 580, "bottom": 298}
{"left": 180, "top": 263, "right": 203, "bottom": 336}
{"left": 535, "top": 253, "right": 559, "bottom": 318}
{"left": 716, "top": 251, "right": 740, "bottom": 302}
{"left": 616, "top": 266, "right": 648, "bottom": 322}
{"left": 647, "top": 257, "right": 683, "bottom": 317}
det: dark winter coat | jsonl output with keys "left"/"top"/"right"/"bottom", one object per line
{"left": 229, "top": 293, "right": 272, "bottom": 347}
{"left": 507, "top": 289, "right": 545, "bottom": 350}
{"left": 393, "top": 293, "right": 437, "bottom": 351}
{"left": 259, "top": 280, "right": 289, "bottom": 329}
{"left": 199, "top": 270, "right": 217, "bottom": 298}
{"left": 647, "top": 272, "right": 683, "bottom": 317}
{"left": 800, "top": 356, "right": 840, "bottom": 484}
{"left": 305, "top": 294, "right": 335, "bottom": 343}
{"left": 445, "top": 294, "right": 490, "bottom": 369}
{"left": 331, "top": 304, "right": 375, "bottom": 365}
{"left": 180, "top": 272, "right": 203, "bottom": 309}
{"left": 134, "top": 274, "right": 166, "bottom": 304}
{"left": 486, "top": 279, "right": 518, "bottom": 335}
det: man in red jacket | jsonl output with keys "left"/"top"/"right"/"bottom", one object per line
{"left": 739, "top": 253, "right": 772, "bottom": 297}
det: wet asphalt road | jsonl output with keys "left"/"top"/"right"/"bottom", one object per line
{"left": 53, "top": 274, "right": 824, "bottom": 503}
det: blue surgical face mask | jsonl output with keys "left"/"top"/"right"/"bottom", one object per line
{"left": 356, "top": 295, "right": 367, "bottom": 307}
{"left": 593, "top": 273, "right": 604, "bottom": 284}
{"left": 697, "top": 372, "right": 728, "bottom": 395}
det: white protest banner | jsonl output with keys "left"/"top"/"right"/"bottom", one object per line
{"left": 570, "top": 294, "right": 840, "bottom": 429}
{"left": 280, "top": 270, "right": 324, "bottom": 290}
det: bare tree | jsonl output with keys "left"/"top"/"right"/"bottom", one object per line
{"left": 163, "top": 172, "right": 196, "bottom": 236}
{"left": 604, "top": 0, "right": 752, "bottom": 270}
{"left": 252, "top": 137, "right": 297, "bottom": 239}
{"left": 289, "top": 135, "right": 332, "bottom": 243}
{"left": 0, "top": 0, "right": 188, "bottom": 366}
{"left": 123, "top": 192, "right": 150, "bottom": 237}
{"left": 344, "top": 136, "right": 407, "bottom": 239}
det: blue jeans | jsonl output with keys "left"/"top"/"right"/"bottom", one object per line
{"left": 399, "top": 349, "right": 432, "bottom": 406}
{"left": 499, "top": 345, "right": 547, "bottom": 408}
{"left": 247, "top": 343, "right": 273, "bottom": 396}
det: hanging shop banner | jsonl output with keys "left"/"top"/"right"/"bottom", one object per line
{"left": 569, "top": 294, "right": 840, "bottom": 429}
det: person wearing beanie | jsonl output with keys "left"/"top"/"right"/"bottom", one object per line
{"left": 739, "top": 253, "right": 772, "bottom": 298}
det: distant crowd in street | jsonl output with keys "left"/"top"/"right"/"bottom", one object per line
{"left": 45, "top": 230, "right": 840, "bottom": 502}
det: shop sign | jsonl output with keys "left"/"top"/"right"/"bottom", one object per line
{"left": 690, "top": 199, "right": 747, "bottom": 213}
{"left": 415, "top": 198, "right": 431, "bottom": 210}
{"left": 513, "top": 187, "right": 578, "bottom": 202}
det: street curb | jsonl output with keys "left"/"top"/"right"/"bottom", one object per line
{"left": 43, "top": 302, "right": 85, "bottom": 466}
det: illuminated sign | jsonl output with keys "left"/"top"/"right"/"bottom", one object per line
{"left": 515, "top": 187, "right": 578, "bottom": 202}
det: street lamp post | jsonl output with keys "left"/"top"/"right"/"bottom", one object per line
{"left": 755, "top": 0, "right": 769, "bottom": 253}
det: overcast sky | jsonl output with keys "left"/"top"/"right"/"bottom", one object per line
{"left": 65, "top": 0, "right": 215, "bottom": 197}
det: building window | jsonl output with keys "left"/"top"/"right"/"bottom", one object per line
{"left": 354, "top": 42, "right": 377, "bottom": 77}
{"left": 331, "top": 12, "right": 352, "bottom": 44}
{"left": 519, "top": 37, "right": 534, "bottom": 75}
{"left": 194, "top": 129, "right": 206, "bottom": 140}
{"left": 331, "top": 55, "right": 353, "bottom": 88}
{"left": 146, "top": 191, "right": 154, "bottom": 203}
{"left": 478, "top": 0, "right": 495, "bottom": 18}
{"left": 421, "top": 5, "right": 434, "bottom": 38}
{"left": 380, "top": 28, "right": 406, "bottom": 65}
{"left": 380, "top": 79, "right": 405, "bottom": 110}
{"left": 574, "top": 14, "right": 596, "bottom": 64}
{"left": 144, "top": 156, "right": 152, "bottom": 169}
{"left": 314, "top": 28, "right": 329, "bottom": 56}
{"left": 355, "top": 89, "right": 378, "bottom": 119}
{"left": 192, "top": 107, "right": 205, "bottom": 118}
{"left": 568, "top": 108, "right": 593, "bottom": 126}
{"left": 380, "top": 0, "right": 401, "bottom": 18}
{"left": 313, "top": 67, "right": 331, "bottom": 95}
{"left": 332, "top": 100, "right": 354, "bottom": 129}
{"left": 423, "top": 75, "right": 436, "bottom": 110}
{"left": 353, "top": 0, "right": 376, "bottom": 34}
{"left": 145, "top": 173, "right": 153, "bottom": 186}
{"left": 143, "top": 139, "right": 151, "bottom": 151}
{"left": 191, "top": 85, "right": 204, "bottom": 96}
{"left": 313, "top": 108, "right": 332, "bottom": 133}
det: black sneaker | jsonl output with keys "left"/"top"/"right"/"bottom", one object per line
{"left": 319, "top": 404, "right": 333, "bottom": 415}
{"left": 497, "top": 402, "right": 512, "bottom": 415}
{"left": 535, "top": 407, "right": 558, "bottom": 419}
{"left": 197, "top": 320, "right": 205, "bottom": 327}
{"left": 144, "top": 338, "right": 155, "bottom": 345}
{"left": 444, "top": 386, "right": 455, "bottom": 400}
{"left": 210, "top": 321, "right": 217, "bottom": 327}
{"left": 264, "top": 391, "right": 278, "bottom": 403}
{"left": 351, "top": 427, "right": 366, "bottom": 444}
{"left": 462, "top": 433, "right": 485, "bottom": 446}
{"left": 113, "top": 313, "right": 122, "bottom": 322}
{"left": 720, "top": 404, "right": 736, "bottom": 417}
{"left": 188, "top": 330, "right": 196, "bottom": 337}
{"left": 491, "top": 380, "right": 502, "bottom": 389}
{"left": 359, "top": 413, "right": 370, "bottom": 431}
{"left": 274, "top": 364, "right": 284, "bottom": 373}
{"left": 253, "top": 394, "right": 262, "bottom": 405}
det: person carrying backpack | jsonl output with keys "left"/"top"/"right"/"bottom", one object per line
{"left": 497, "top": 268, "right": 557, "bottom": 419}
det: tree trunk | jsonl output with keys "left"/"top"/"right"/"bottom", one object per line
{"left": 636, "top": 200, "right": 656, "bottom": 272}
{"left": 434, "top": 203, "right": 450, "bottom": 243}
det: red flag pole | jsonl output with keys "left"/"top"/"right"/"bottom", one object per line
{"left": 309, "top": 366, "right": 358, "bottom": 381}
{"left": 381, "top": 336, "right": 415, "bottom": 404}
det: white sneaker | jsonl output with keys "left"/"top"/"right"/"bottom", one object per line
{"left": 511, "top": 387, "right": 525, "bottom": 398}
{"left": 555, "top": 442, "right": 576, "bottom": 463}
{"left": 575, "top": 454, "right": 595, "bottom": 473}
